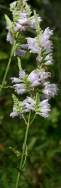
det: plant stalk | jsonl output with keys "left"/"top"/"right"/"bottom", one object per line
{"left": 15, "top": 113, "right": 31, "bottom": 188}
{"left": 0, "top": 41, "right": 15, "bottom": 94}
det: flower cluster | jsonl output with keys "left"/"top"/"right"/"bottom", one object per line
{"left": 11, "top": 68, "right": 51, "bottom": 94}
{"left": 10, "top": 95, "right": 50, "bottom": 118}
{"left": 27, "top": 27, "right": 53, "bottom": 62}
{"left": 5, "top": 0, "right": 57, "bottom": 119}
{"left": 6, "top": 0, "right": 41, "bottom": 54}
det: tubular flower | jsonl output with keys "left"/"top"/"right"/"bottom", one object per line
{"left": 43, "top": 82, "right": 57, "bottom": 98}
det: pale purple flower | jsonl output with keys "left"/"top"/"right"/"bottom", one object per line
{"left": 38, "top": 70, "right": 51, "bottom": 82}
{"left": 14, "top": 12, "right": 29, "bottom": 32}
{"left": 23, "top": 97, "right": 35, "bottom": 111}
{"left": 45, "top": 53, "right": 53, "bottom": 65}
{"left": 11, "top": 77, "right": 20, "bottom": 83}
{"left": 7, "top": 32, "right": 14, "bottom": 44}
{"left": 30, "top": 15, "right": 41, "bottom": 29}
{"left": 20, "top": 44, "right": 28, "bottom": 50}
{"left": 43, "top": 27, "right": 53, "bottom": 40}
{"left": 14, "top": 12, "right": 41, "bottom": 32}
{"left": 15, "top": 44, "right": 28, "bottom": 57}
{"left": 27, "top": 28, "right": 53, "bottom": 55}
{"left": 23, "top": 97, "right": 50, "bottom": 118}
{"left": 28, "top": 69, "right": 50, "bottom": 86}
{"left": 31, "top": 80, "right": 40, "bottom": 87}
{"left": 18, "top": 14, "right": 28, "bottom": 25}
{"left": 14, "top": 23, "right": 25, "bottom": 32}
{"left": 28, "top": 70, "right": 39, "bottom": 82}
{"left": 11, "top": 70, "right": 29, "bottom": 94}
{"left": 10, "top": 107, "right": 18, "bottom": 118}
{"left": 28, "top": 70, "right": 40, "bottom": 87}
{"left": 43, "top": 82, "right": 57, "bottom": 98}
{"left": 13, "top": 83, "right": 26, "bottom": 94}
{"left": 19, "top": 70, "right": 26, "bottom": 79}
{"left": 15, "top": 49, "right": 26, "bottom": 56}
{"left": 11, "top": 70, "right": 26, "bottom": 84}
{"left": 38, "top": 99, "right": 51, "bottom": 118}
{"left": 40, "top": 99, "right": 50, "bottom": 118}
{"left": 27, "top": 37, "right": 40, "bottom": 53}
{"left": 40, "top": 27, "right": 53, "bottom": 53}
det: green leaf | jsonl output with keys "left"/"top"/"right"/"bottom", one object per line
{"left": 17, "top": 57, "right": 22, "bottom": 71}
{"left": 28, "top": 137, "right": 37, "bottom": 151}
{"left": 0, "top": 51, "right": 8, "bottom": 60}
{"left": 49, "top": 108, "right": 59, "bottom": 125}
{"left": 5, "top": 14, "right": 12, "bottom": 29}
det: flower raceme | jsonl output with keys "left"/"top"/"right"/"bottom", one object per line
{"left": 5, "top": 0, "right": 57, "bottom": 119}
{"left": 6, "top": 1, "right": 41, "bottom": 47}
{"left": 10, "top": 96, "right": 50, "bottom": 118}
{"left": 14, "top": 12, "right": 41, "bottom": 32}
{"left": 27, "top": 27, "right": 53, "bottom": 54}
{"left": 11, "top": 69, "right": 51, "bottom": 94}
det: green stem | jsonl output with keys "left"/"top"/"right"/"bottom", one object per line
{"left": 30, "top": 114, "right": 36, "bottom": 125}
{"left": 15, "top": 112, "right": 31, "bottom": 188}
{"left": 0, "top": 42, "right": 15, "bottom": 94}
{"left": 22, "top": 114, "right": 28, "bottom": 126}
{"left": 0, "top": 85, "right": 13, "bottom": 89}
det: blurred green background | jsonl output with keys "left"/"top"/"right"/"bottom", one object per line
{"left": 0, "top": 0, "right": 61, "bottom": 187}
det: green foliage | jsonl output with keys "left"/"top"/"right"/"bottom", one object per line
{"left": 5, "top": 14, "right": 12, "bottom": 29}
{"left": 0, "top": 51, "right": 8, "bottom": 60}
